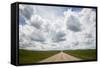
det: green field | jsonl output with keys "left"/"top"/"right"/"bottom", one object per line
{"left": 19, "top": 49, "right": 96, "bottom": 64}
{"left": 64, "top": 49, "right": 96, "bottom": 60}
{"left": 19, "top": 49, "right": 59, "bottom": 64}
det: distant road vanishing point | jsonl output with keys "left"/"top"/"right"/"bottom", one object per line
{"left": 39, "top": 52, "right": 81, "bottom": 63}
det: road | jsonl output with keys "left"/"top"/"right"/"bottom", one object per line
{"left": 39, "top": 52, "right": 81, "bottom": 63}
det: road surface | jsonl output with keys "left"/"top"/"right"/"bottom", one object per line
{"left": 39, "top": 52, "right": 81, "bottom": 63}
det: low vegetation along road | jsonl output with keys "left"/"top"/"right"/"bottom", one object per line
{"left": 19, "top": 49, "right": 96, "bottom": 64}
{"left": 39, "top": 52, "right": 81, "bottom": 63}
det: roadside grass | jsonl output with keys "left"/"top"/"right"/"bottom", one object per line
{"left": 19, "top": 49, "right": 96, "bottom": 64}
{"left": 63, "top": 49, "right": 96, "bottom": 60}
{"left": 19, "top": 49, "right": 59, "bottom": 64}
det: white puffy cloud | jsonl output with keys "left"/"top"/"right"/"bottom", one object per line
{"left": 64, "top": 8, "right": 96, "bottom": 50}
{"left": 19, "top": 4, "right": 96, "bottom": 51}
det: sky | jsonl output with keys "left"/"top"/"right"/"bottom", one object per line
{"left": 19, "top": 4, "right": 96, "bottom": 51}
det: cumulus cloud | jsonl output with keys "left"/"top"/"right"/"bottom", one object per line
{"left": 52, "top": 31, "right": 66, "bottom": 42}
{"left": 19, "top": 4, "right": 96, "bottom": 51}
{"left": 66, "top": 15, "right": 81, "bottom": 32}
{"left": 19, "top": 5, "right": 34, "bottom": 20}
{"left": 29, "top": 15, "right": 45, "bottom": 29}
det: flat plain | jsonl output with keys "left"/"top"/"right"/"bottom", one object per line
{"left": 19, "top": 49, "right": 96, "bottom": 64}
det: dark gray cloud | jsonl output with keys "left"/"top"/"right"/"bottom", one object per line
{"left": 31, "top": 22, "right": 41, "bottom": 29}
{"left": 53, "top": 38, "right": 66, "bottom": 42}
{"left": 20, "top": 42, "right": 36, "bottom": 49}
{"left": 66, "top": 15, "right": 81, "bottom": 32}
{"left": 83, "top": 33, "right": 95, "bottom": 45}
{"left": 73, "top": 41, "right": 79, "bottom": 46}
{"left": 84, "top": 40, "right": 92, "bottom": 45}
{"left": 19, "top": 39, "right": 31, "bottom": 49}
{"left": 30, "top": 36, "right": 45, "bottom": 43}
{"left": 56, "top": 31, "right": 66, "bottom": 38}
{"left": 85, "top": 33, "right": 93, "bottom": 38}
{"left": 29, "top": 31, "right": 45, "bottom": 43}
{"left": 51, "top": 44, "right": 57, "bottom": 46}
{"left": 19, "top": 5, "right": 34, "bottom": 20}
{"left": 30, "top": 15, "right": 43, "bottom": 29}
{"left": 52, "top": 31, "right": 66, "bottom": 42}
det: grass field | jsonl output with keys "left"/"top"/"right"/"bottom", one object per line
{"left": 19, "top": 49, "right": 59, "bottom": 64}
{"left": 64, "top": 49, "right": 96, "bottom": 60}
{"left": 19, "top": 49, "right": 96, "bottom": 64}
